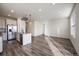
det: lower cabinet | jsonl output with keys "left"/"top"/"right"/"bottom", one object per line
{"left": 0, "top": 37, "right": 3, "bottom": 53}
{"left": 20, "top": 34, "right": 23, "bottom": 45}
{"left": 16, "top": 33, "right": 32, "bottom": 46}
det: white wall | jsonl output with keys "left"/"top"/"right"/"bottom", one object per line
{"left": 31, "top": 18, "right": 70, "bottom": 39}
{"left": 43, "top": 18, "right": 70, "bottom": 38}
{"left": 33, "top": 21, "right": 43, "bottom": 36}
{"left": 17, "top": 18, "right": 26, "bottom": 33}
{"left": 70, "top": 4, "right": 79, "bottom": 55}
{"left": 31, "top": 21, "right": 34, "bottom": 36}
{"left": 76, "top": 4, "right": 79, "bottom": 55}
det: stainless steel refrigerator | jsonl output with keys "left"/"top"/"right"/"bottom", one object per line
{"left": 7, "top": 25, "right": 17, "bottom": 41}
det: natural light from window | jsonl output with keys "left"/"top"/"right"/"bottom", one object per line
{"left": 71, "top": 12, "right": 76, "bottom": 38}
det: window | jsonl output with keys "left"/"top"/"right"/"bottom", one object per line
{"left": 71, "top": 12, "right": 76, "bottom": 38}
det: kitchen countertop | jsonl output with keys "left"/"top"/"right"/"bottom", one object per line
{"left": 18, "top": 32, "right": 31, "bottom": 34}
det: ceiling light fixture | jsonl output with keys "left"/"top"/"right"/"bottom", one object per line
{"left": 11, "top": 9, "right": 14, "bottom": 13}
{"left": 38, "top": 8, "right": 42, "bottom": 12}
{"left": 51, "top": 3, "right": 56, "bottom": 5}
{"left": 8, "top": 14, "right": 10, "bottom": 16}
{"left": 53, "top": 3, "right": 56, "bottom": 5}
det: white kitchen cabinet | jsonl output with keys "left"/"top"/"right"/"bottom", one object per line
{"left": 23, "top": 33, "right": 32, "bottom": 45}
{"left": 0, "top": 37, "right": 3, "bottom": 53}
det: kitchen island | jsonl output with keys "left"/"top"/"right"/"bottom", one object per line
{"left": 17, "top": 33, "right": 32, "bottom": 46}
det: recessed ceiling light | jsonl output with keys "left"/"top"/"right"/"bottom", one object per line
{"left": 38, "top": 8, "right": 42, "bottom": 12}
{"left": 51, "top": 3, "right": 56, "bottom": 5}
{"left": 11, "top": 9, "right": 14, "bottom": 13}
{"left": 8, "top": 14, "right": 10, "bottom": 16}
{"left": 53, "top": 3, "right": 56, "bottom": 5}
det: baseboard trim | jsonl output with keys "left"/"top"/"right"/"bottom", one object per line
{"left": 32, "top": 34, "right": 44, "bottom": 37}
{"left": 31, "top": 34, "right": 69, "bottom": 40}
{"left": 49, "top": 36, "right": 70, "bottom": 40}
{"left": 7, "top": 38, "right": 16, "bottom": 41}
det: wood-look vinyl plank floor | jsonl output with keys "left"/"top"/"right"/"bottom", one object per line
{"left": 50, "top": 37, "right": 78, "bottom": 56}
{"left": 0, "top": 36, "right": 53, "bottom": 56}
{"left": 0, "top": 35, "right": 77, "bottom": 56}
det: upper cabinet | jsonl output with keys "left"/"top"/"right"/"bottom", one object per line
{"left": 0, "top": 17, "right": 6, "bottom": 28}
{"left": 0, "top": 17, "right": 17, "bottom": 32}
{"left": 0, "top": 17, "right": 6, "bottom": 32}
{"left": 6, "top": 18, "right": 17, "bottom": 25}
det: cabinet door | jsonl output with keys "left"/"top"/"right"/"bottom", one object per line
{"left": 23, "top": 34, "right": 32, "bottom": 45}
{"left": 0, "top": 37, "right": 3, "bottom": 53}
{"left": 0, "top": 18, "right": 5, "bottom": 28}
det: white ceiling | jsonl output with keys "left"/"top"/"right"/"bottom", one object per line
{"left": 0, "top": 3, "right": 74, "bottom": 20}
